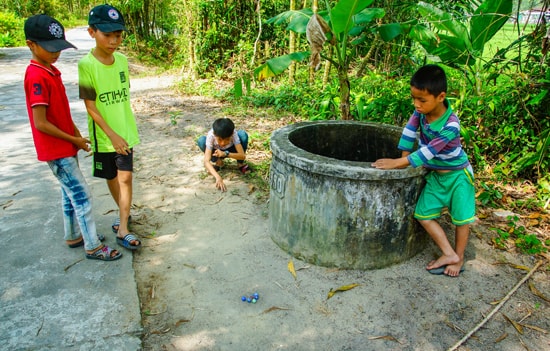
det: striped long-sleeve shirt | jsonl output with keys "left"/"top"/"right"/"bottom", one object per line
{"left": 398, "top": 100, "right": 471, "bottom": 170}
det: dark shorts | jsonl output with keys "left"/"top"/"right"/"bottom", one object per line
{"left": 93, "top": 150, "right": 133, "bottom": 180}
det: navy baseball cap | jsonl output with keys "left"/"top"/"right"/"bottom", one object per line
{"left": 24, "top": 15, "right": 77, "bottom": 52}
{"left": 88, "top": 4, "right": 127, "bottom": 32}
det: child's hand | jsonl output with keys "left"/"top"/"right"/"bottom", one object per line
{"left": 109, "top": 134, "right": 131, "bottom": 155}
{"left": 372, "top": 157, "right": 409, "bottom": 169}
{"left": 215, "top": 176, "right": 227, "bottom": 192}
{"left": 212, "top": 149, "right": 225, "bottom": 158}
{"left": 372, "top": 158, "right": 396, "bottom": 169}
{"left": 75, "top": 137, "right": 91, "bottom": 152}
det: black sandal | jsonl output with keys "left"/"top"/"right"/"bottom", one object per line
{"left": 67, "top": 233, "right": 105, "bottom": 248}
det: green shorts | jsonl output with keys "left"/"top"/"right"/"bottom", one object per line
{"left": 414, "top": 167, "right": 476, "bottom": 225}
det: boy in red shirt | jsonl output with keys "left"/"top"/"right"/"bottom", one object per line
{"left": 24, "top": 14, "right": 121, "bottom": 261}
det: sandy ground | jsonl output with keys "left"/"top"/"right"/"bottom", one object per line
{"left": 125, "top": 86, "right": 549, "bottom": 351}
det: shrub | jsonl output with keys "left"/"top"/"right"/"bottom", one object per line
{"left": 0, "top": 12, "right": 24, "bottom": 47}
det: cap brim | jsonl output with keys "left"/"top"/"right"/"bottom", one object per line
{"left": 95, "top": 23, "right": 127, "bottom": 32}
{"left": 37, "top": 39, "right": 77, "bottom": 52}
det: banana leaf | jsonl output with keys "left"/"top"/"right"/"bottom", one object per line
{"left": 470, "top": 0, "right": 513, "bottom": 52}
{"left": 254, "top": 52, "right": 310, "bottom": 80}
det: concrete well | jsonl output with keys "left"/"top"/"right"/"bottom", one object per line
{"left": 269, "top": 120, "right": 427, "bottom": 270}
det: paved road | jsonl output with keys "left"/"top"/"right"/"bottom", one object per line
{"left": 0, "top": 28, "right": 142, "bottom": 350}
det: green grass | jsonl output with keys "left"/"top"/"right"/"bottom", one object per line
{"left": 484, "top": 22, "right": 537, "bottom": 59}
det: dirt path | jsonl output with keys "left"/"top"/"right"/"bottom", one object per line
{"left": 128, "top": 85, "right": 549, "bottom": 350}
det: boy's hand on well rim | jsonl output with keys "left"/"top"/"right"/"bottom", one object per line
{"left": 372, "top": 158, "right": 397, "bottom": 169}
{"left": 372, "top": 157, "right": 410, "bottom": 170}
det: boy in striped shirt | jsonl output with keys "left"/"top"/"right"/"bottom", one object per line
{"left": 373, "top": 64, "right": 475, "bottom": 277}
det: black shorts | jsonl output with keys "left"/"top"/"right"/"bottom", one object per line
{"left": 93, "top": 150, "right": 133, "bottom": 180}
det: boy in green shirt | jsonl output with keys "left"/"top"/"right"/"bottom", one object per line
{"left": 79, "top": 4, "right": 141, "bottom": 250}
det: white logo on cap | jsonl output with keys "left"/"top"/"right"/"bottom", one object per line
{"left": 108, "top": 9, "right": 120, "bottom": 20}
{"left": 49, "top": 22, "right": 63, "bottom": 39}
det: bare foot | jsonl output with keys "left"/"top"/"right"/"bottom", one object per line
{"left": 444, "top": 261, "right": 464, "bottom": 277}
{"left": 426, "top": 254, "right": 460, "bottom": 271}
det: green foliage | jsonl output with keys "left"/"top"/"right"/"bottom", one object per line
{"left": 169, "top": 111, "right": 182, "bottom": 126}
{"left": 452, "top": 64, "right": 550, "bottom": 179}
{"left": 477, "top": 182, "right": 503, "bottom": 208}
{"left": 241, "top": 79, "right": 340, "bottom": 120}
{"left": 352, "top": 72, "right": 410, "bottom": 124}
{"left": 492, "top": 216, "right": 548, "bottom": 254}
{"left": 254, "top": 0, "right": 386, "bottom": 119}
{"left": 0, "top": 12, "right": 24, "bottom": 47}
{"left": 411, "top": 0, "right": 512, "bottom": 67}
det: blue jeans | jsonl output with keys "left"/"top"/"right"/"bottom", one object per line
{"left": 47, "top": 156, "right": 102, "bottom": 250}
{"left": 197, "top": 130, "right": 248, "bottom": 163}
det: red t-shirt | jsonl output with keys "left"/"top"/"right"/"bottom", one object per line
{"left": 24, "top": 61, "right": 77, "bottom": 161}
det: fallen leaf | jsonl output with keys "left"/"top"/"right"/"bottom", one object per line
{"left": 444, "top": 320, "right": 465, "bottom": 333}
{"left": 248, "top": 184, "right": 255, "bottom": 194}
{"left": 175, "top": 319, "right": 191, "bottom": 327}
{"left": 288, "top": 260, "right": 297, "bottom": 280}
{"left": 368, "top": 335, "right": 400, "bottom": 343}
{"left": 261, "top": 306, "right": 290, "bottom": 314}
{"left": 528, "top": 282, "right": 550, "bottom": 302}
{"left": 511, "top": 264, "right": 530, "bottom": 271}
{"left": 327, "top": 283, "right": 360, "bottom": 299}
{"left": 495, "top": 332, "right": 508, "bottom": 342}
{"left": 520, "top": 324, "right": 548, "bottom": 334}
{"left": 151, "top": 327, "right": 171, "bottom": 334}
{"left": 503, "top": 314, "right": 524, "bottom": 334}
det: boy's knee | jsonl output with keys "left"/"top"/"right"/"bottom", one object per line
{"left": 237, "top": 130, "right": 248, "bottom": 151}
{"left": 197, "top": 136, "right": 206, "bottom": 152}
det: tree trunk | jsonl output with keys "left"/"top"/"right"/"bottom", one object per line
{"left": 289, "top": 0, "right": 296, "bottom": 84}
{"left": 338, "top": 70, "right": 351, "bottom": 120}
{"left": 322, "top": 45, "right": 332, "bottom": 86}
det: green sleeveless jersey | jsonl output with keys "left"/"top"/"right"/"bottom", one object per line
{"left": 78, "top": 50, "right": 140, "bottom": 153}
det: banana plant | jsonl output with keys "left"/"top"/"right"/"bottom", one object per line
{"left": 252, "top": 0, "right": 385, "bottom": 120}
{"left": 378, "top": 0, "right": 512, "bottom": 95}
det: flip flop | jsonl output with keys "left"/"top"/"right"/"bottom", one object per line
{"left": 427, "top": 265, "right": 465, "bottom": 275}
{"left": 238, "top": 164, "right": 251, "bottom": 174}
{"left": 68, "top": 233, "right": 105, "bottom": 248}
{"left": 116, "top": 233, "right": 141, "bottom": 250}
{"left": 111, "top": 216, "right": 132, "bottom": 234}
{"left": 85, "top": 245, "right": 122, "bottom": 261}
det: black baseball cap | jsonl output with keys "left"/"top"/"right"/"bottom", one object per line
{"left": 24, "top": 15, "right": 77, "bottom": 52}
{"left": 88, "top": 4, "right": 127, "bottom": 32}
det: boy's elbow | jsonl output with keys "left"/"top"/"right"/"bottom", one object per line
{"left": 34, "top": 119, "right": 48, "bottom": 133}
